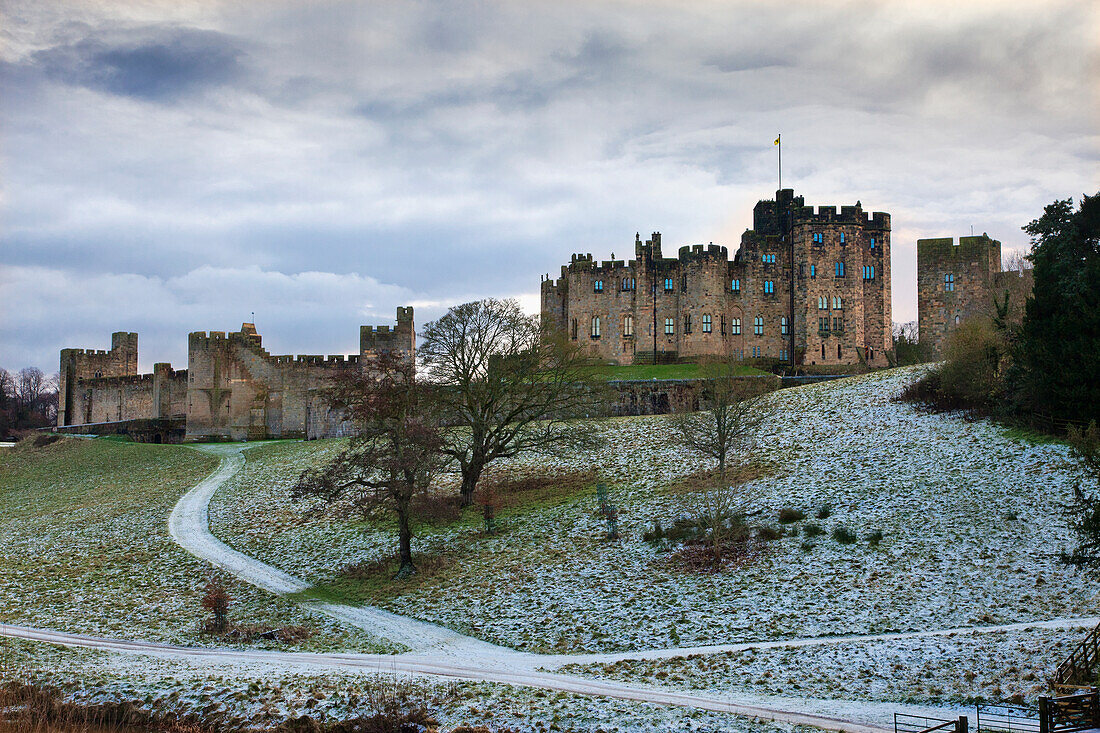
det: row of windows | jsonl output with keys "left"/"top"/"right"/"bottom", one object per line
{"left": 817, "top": 296, "right": 844, "bottom": 310}
{"left": 818, "top": 316, "right": 845, "bottom": 332}
{"left": 598, "top": 260, "right": 871, "bottom": 294}
{"left": 762, "top": 253, "right": 776, "bottom": 264}
{"left": 573, "top": 314, "right": 792, "bottom": 338}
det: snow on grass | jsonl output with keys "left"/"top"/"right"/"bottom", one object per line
{"left": 0, "top": 636, "right": 822, "bottom": 733}
{"left": 209, "top": 366, "right": 1095, "bottom": 654}
{"left": 0, "top": 438, "right": 394, "bottom": 653}
{"left": 560, "top": 626, "right": 1080, "bottom": 706}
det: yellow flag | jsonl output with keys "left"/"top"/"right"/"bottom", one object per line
{"left": 774, "top": 135, "right": 780, "bottom": 146}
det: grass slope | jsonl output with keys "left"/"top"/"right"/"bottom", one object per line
{"left": 209, "top": 367, "right": 1096, "bottom": 665}
{"left": 0, "top": 438, "right": 394, "bottom": 653}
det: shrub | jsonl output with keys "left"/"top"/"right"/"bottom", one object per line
{"left": 643, "top": 519, "right": 666, "bottom": 544}
{"left": 201, "top": 577, "right": 230, "bottom": 633}
{"left": 815, "top": 505, "right": 832, "bottom": 519}
{"left": 802, "top": 522, "right": 825, "bottom": 538}
{"left": 866, "top": 529, "right": 884, "bottom": 546}
{"left": 832, "top": 526, "right": 858, "bottom": 544}
{"left": 757, "top": 525, "right": 783, "bottom": 541}
{"left": 778, "top": 508, "right": 805, "bottom": 524}
{"left": 32, "top": 433, "right": 61, "bottom": 448}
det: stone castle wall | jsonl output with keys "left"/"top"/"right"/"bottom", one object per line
{"left": 916, "top": 235, "right": 1032, "bottom": 358}
{"left": 541, "top": 189, "right": 891, "bottom": 367}
{"left": 59, "top": 308, "right": 414, "bottom": 442}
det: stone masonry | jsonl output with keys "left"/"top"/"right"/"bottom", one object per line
{"left": 916, "top": 235, "right": 1033, "bottom": 358}
{"left": 58, "top": 308, "right": 414, "bottom": 441}
{"left": 541, "top": 189, "right": 892, "bottom": 367}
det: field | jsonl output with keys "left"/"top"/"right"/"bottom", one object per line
{"left": 0, "top": 438, "right": 395, "bottom": 653}
{"left": 209, "top": 367, "right": 1093, "bottom": 660}
{"left": 3, "top": 365, "right": 1096, "bottom": 728}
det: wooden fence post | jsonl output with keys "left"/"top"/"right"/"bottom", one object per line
{"left": 1091, "top": 688, "right": 1100, "bottom": 729}
{"left": 957, "top": 715, "right": 969, "bottom": 733}
{"left": 1039, "top": 696, "right": 1050, "bottom": 733}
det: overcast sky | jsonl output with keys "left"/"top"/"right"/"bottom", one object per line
{"left": 1, "top": 0, "right": 1096, "bottom": 373}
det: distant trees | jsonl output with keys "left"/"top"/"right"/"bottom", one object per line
{"left": 0, "top": 367, "right": 59, "bottom": 437}
{"left": 670, "top": 354, "right": 777, "bottom": 480}
{"left": 292, "top": 353, "right": 448, "bottom": 578}
{"left": 891, "top": 321, "right": 926, "bottom": 366}
{"left": 1015, "top": 194, "right": 1100, "bottom": 424}
{"left": 419, "top": 298, "right": 605, "bottom": 506}
{"left": 1061, "top": 421, "right": 1100, "bottom": 568}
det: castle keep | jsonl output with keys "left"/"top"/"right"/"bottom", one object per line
{"left": 917, "top": 234, "right": 1033, "bottom": 357}
{"left": 58, "top": 308, "right": 414, "bottom": 442}
{"left": 541, "top": 189, "right": 891, "bottom": 367}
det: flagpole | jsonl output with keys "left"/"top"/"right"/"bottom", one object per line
{"left": 777, "top": 133, "right": 781, "bottom": 192}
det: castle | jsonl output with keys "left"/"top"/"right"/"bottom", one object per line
{"left": 916, "top": 234, "right": 1033, "bottom": 357}
{"left": 57, "top": 308, "right": 414, "bottom": 442}
{"left": 540, "top": 189, "right": 892, "bottom": 367}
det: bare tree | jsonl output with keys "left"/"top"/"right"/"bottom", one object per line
{"left": 670, "top": 355, "right": 777, "bottom": 480}
{"left": 292, "top": 353, "right": 448, "bottom": 578}
{"left": 419, "top": 298, "right": 606, "bottom": 506}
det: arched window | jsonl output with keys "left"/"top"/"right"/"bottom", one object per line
{"left": 571, "top": 318, "right": 578, "bottom": 340}
{"left": 868, "top": 347, "right": 874, "bottom": 362}
{"left": 591, "top": 316, "right": 601, "bottom": 338}
{"left": 623, "top": 314, "right": 634, "bottom": 337}
{"left": 731, "top": 318, "right": 741, "bottom": 335}
{"left": 954, "top": 315, "right": 961, "bottom": 325}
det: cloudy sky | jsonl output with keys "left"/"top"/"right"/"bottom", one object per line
{"left": 1, "top": 0, "right": 1096, "bottom": 373}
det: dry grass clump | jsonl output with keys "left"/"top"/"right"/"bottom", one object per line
{"left": 475, "top": 466, "right": 599, "bottom": 509}
{"left": 662, "top": 462, "right": 777, "bottom": 496}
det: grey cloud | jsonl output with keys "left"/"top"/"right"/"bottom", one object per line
{"left": 31, "top": 26, "right": 246, "bottom": 101}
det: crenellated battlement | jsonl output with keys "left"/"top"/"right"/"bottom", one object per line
{"left": 678, "top": 243, "right": 728, "bottom": 262}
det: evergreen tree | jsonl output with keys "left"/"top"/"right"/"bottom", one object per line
{"left": 1017, "top": 193, "right": 1100, "bottom": 424}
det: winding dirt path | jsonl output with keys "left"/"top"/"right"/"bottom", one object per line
{"left": 4, "top": 442, "right": 1092, "bottom": 732}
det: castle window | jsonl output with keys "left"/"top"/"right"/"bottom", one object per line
{"left": 821, "top": 343, "right": 826, "bottom": 358}
{"left": 571, "top": 318, "right": 578, "bottom": 340}
{"left": 818, "top": 296, "right": 827, "bottom": 310}
{"left": 780, "top": 348, "right": 788, "bottom": 361}
{"left": 624, "top": 314, "right": 634, "bottom": 337}
{"left": 945, "top": 273, "right": 955, "bottom": 291}
{"left": 621, "top": 277, "right": 635, "bottom": 291}
{"left": 819, "top": 316, "right": 829, "bottom": 332}
{"left": 799, "top": 263, "right": 805, "bottom": 278}
{"left": 781, "top": 316, "right": 789, "bottom": 335}
{"left": 594, "top": 280, "right": 604, "bottom": 293}
{"left": 835, "top": 262, "right": 845, "bottom": 277}
{"left": 868, "top": 347, "right": 874, "bottom": 361}
{"left": 810, "top": 264, "right": 817, "bottom": 279}
{"left": 720, "top": 315, "right": 726, "bottom": 335}
{"left": 813, "top": 232, "right": 823, "bottom": 244}
{"left": 681, "top": 275, "right": 687, "bottom": 292}
{"left": 833, "top": 296, "right": 843, "bottom": 310}
{"left": 702, "top": 314, "right": 712, "bottom": 333}
{"left": 731, "top": 318, "right": 742, "bottom": 335}
{"left": 838, "top": 344, "right": 842, "bottom": 359}
{"left": 753, "top": 316, "right": 764, "bottom": 335}
{"left": 833, "top": 316, "right": 843, "bottom": 332}
{"left": 664, "top": 277, "right": 674, "bottom": 292}
{"left": 862, "top": 265, "right": 875, "bottom": 280}
{"left": 591, "top": 316, "right": 601, "bottom": 338}
{"left": 840, "top": 232, "right": 846, "bottom": 244}
{"left": 954, "top": 314, "right": 961, "bottom": 325}
{"left": 731, "top": 279, "right": 741, "bottom": 292}
{"left": 762, "top": 253, "right": 776, "bottom": 264}
{"left": 764, "top": 280, "right": 775, "bottom": 294}
{"left": 664, "top": 318, "right": 675, "bottom": 335}
{"left": 870, "top": 238, "right": 877, "bottom": 249}
{"left": 685, "top": 315, "right": 692, "bottom": 334}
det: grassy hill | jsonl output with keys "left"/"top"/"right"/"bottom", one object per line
{"left": 208, "top": 367, "right": 1091, "bottom": 671}
{"left": 0, "top": 438, "right": 394, "bottom": 652}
